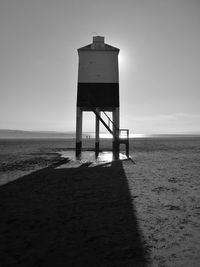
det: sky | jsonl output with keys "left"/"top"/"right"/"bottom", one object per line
{"left": 0, "top": 0, "right": 200, "bottom": 134}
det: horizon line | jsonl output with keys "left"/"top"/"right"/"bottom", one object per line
{"left": 0, "top": 129, "right": 200, "bottom": 137}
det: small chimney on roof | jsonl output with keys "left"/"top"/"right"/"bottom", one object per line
{"left": 92, "top": 36, "right": 105, "bottom": 49}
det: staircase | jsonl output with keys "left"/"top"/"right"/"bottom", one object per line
{"left": 91, "top": 108, "right": 129, "bottom": 157}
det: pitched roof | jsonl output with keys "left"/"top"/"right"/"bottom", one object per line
{"left": 78, "top": 43, "right": 119, "bottom": 51}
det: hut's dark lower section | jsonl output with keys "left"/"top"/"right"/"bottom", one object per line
{"left": 77, "top": 83, "right": 119, "bottom": 107}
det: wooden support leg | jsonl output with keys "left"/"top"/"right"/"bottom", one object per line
{"left": 95, "top": 108, "right": 100, "bottom": 158}
{"left": 76, "top": 107, "right": 82, "bottom": 158}
{"left": 113, "top": 108, "right": 120, "bottom": 159}
{"left": 126, "top": 141, "right": 129, "bottom": 158}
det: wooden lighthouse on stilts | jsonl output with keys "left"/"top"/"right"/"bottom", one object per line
{"left": 76, "top": 36, "right": 129, "bottom": 159}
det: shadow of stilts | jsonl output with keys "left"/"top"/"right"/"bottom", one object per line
{"left": 0, "top": 160, "right": 149, "bottom": 266}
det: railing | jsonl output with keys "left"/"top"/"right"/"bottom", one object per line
{"left": 101, "top": 112, "right": 129, "bottom": 142}
{"left": 102, "top": 111, "right": 118, "bottom": 130}
{"left": 118, "top": 129, "right": 129, "bottom": 140}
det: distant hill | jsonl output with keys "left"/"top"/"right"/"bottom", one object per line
{"left": 0, "top": 130, "right": 76, "bottom": 139}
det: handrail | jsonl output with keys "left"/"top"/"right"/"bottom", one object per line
{"left": 92, "top": 108, "right": 114, "bottom": 135}
{"left": 102, "top": 111, "right": 118, "bottom": 131}
{"left": 118, "top": 129, "right": 129, "bottom": 139}
{"left": 102, "top": 113, "right": 129, "bottom": 140}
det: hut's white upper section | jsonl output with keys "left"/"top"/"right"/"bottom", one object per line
{"left": 78, "top": 36, "right": 119, "bottom": 83}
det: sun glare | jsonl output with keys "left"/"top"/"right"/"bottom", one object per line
{"left": 99, "top": 133, "right": 148, "bottom": 139}
{"left": 119, "top": 52, "right": 126, "bottom": 70}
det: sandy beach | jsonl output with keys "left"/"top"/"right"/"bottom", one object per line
{"left": 0, "top": 138, "right": 200, "bottom": 266}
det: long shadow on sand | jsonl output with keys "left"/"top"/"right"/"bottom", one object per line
{"left": 0, "top": 159, "right": 149, "bottom": 266}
